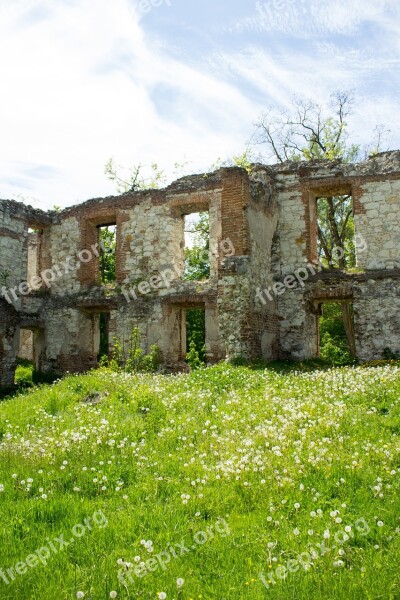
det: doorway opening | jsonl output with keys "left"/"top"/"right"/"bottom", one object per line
{"left": 98, "top": 312, "right": 110, "bottom": 362}
{"left": 14, "top": 327, "right": 44, "bottom": 385}
{"left": 185, "top": 307, "right": 206, "bottom": 364}
{"left": 318, "top": 301, "right": 355, "bottom": 364}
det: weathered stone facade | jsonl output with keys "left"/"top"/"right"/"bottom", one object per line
{"left": 1, "top": 151, "right": 400, "bottom": 384}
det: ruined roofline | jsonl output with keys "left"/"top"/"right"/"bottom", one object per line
{"left": 47, "top": 168, "right": 227, "bottom": 218}
{"left": 0, "top": 168, "right": 226, "bottom": 219}
{"left": 1, "top": 150, "right": 400, "bottom": 219}
{"left": 250, "top": 149, "right": 400, "bottom": 177}
{"left": 0, "top": 198, "right": 53, "bottom": 226}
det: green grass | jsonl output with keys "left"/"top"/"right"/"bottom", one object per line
{"left": 0, "top": 363, "right": 400, "bottom": 599}
{"left": 14, "top": 363, "right": 35, "bottom": 387}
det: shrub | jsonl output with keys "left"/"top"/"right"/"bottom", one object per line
{"left": 14, "top": 364, "right": 34, "bottom": 387}
{"left": 186, "top": 340, "right": 204, "bottom": 370}
{"left": 141, "top": 344, "right": 161, "bottom": 372}
{"left": 108, "top": 336, "right": 124, "bottom": 372}
{"left": 125, "top": 327, "right": 146, "bottom": 373}
{"left": 103, "top": 327, "right": 161, "bottom": 374}
{"left": 320, "top": 332, "right": 353, "bottom": 366}
{"left": 319, "top": 303, "right": 354, "bottom": 366}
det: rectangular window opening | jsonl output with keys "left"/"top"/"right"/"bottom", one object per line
{"left": 27, "top": 227, "right": 43, "bottom": 289}
{"left": 98, "top": 224, "right": 116, "bottom": 284}
{"left": 183, "top": 212, "right": 210, "bottom": 281}
{"left": 316, "top": 194, "right": 355, "bottom": 270}
{"left": 318, "top": 301, "right": 356, "bottom": 364}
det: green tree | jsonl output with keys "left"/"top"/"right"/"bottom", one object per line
{"left": 182, "top": 214, "right": 209, "bottom": 365}
{"left": 105, "top": 158, "right": 166, "bottom": 193}
{"left": 209, "top": 148, "right": 255, "bottom": 174}
{"left": 186, "top": 339, "right": 203, "bottom": 370}
{"left": 317, "top": 195, "right": 355, "bottom": 269}
{"left": 255, "top": 91, "right": 386, "bottom": 163}
{"left": 99, "top": 226, "right": 116, "bottom": 284}
{"left": 104, "top": 158, "right": 189, "bottom": 193}
{"left": 319, "top": 303, "right": 353, "bottom": 365}
{"left": 183, "top": 212, "right": 210, "bottom": 281}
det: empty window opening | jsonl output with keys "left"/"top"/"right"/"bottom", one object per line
{"left": 185, "top": 308, "right": 206, "bottom": 364}
{"left": 183, "top": 212, "right": 210, "bottom": 281}
{"left": 98, "top": 224, "right": 116, "bottom": 284}
{"left": 27, "top": 227, "right": 43, "bottom": 289}
{"left": 98, "top": 312, "right": 110, "bottom": 362}
{"left": 318, "top": 301, "right": 356, "bottom": 364}
{"left": 317, "top": 194, "right": 355, "bottom": 270}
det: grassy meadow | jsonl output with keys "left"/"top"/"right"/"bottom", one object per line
{"left": 0, "top": 363, "right": 399, "bottom": 599}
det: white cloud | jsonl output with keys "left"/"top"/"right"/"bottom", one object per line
{"left": 228, "top": 0, "right": 400, "bottom": 38}
{"left": 0, "top": 0, "right": 257, "bottom": 208}
{"left": 206, "top": 43, "right": 400, "bottom": 162}
{"left": 0, "top": 0, "right": 399, "bottom": 210}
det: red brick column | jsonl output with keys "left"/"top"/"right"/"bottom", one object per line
{"left": 220, "top": 168, "right": 250, "bottom": 261}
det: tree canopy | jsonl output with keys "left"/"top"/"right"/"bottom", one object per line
{"left": 255, "top": 91, "right": 389, "bottom": 164}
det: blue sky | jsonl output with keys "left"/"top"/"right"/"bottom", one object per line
{"left": 0, "top": 0, "right": 399, "bottom": 209}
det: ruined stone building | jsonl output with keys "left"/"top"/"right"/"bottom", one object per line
{"left": 1, "top": 151, "right": 400, "bottom": 385}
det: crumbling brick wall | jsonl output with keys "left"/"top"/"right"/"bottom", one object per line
{"left": 1, "top": 152, "right": 400, "bottom": 385}
{"left": 260, "top": 151, "right": 400, "bottom": 360}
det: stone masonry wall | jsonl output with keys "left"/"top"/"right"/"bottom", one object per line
{"left": 246, "top": 167, "right": 279, "bottom": 359}
{"left": 354, "top": 179, "right": 400, "bottom": 270}
{"left": 1, "top": 152, "right": 400, "bottom": 385}
{"left": 355, "top": 278, "right": 400, "bottom": 360}
{"left": 252, "top": 151, "right": 400, "bottom": 360}
{"left": 0, "top": 299, "right": 19, "bottom": 386}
